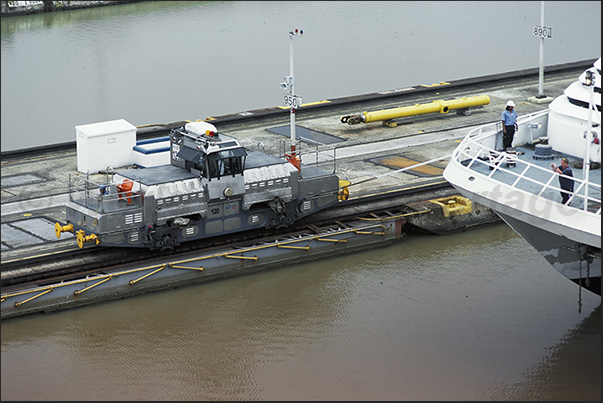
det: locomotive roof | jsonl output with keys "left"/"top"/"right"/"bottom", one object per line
{"left": 117, "top": 164, "right": 198, "bottom": 186}
{"left": 245, "top": 150, "right": 288, "bottom": 169}
{"left": 117, "top": 149, "right": 331, "bottom": 186}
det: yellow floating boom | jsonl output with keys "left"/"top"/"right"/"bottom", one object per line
{"left": 340, "top": 95, "right": 490, "bottom": 125}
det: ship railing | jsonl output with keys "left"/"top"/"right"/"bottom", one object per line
{"left": 68, "top": 173, "right": 142, "bottom": 213}
{"left": 453, "top": 117, "right": 601, "bottom": 216}
{"left": 464, "top": 109, "right": 551, "bottom": 157}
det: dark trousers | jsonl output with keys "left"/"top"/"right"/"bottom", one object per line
{"left": 503, "top": 125, "right": 515, "bottom": 150}
{"left": 561, "top": 190, "right": 572, "bottom": 205}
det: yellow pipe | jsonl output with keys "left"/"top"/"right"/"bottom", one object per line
{"left": 225, "top": 255, "right": 259, "bottom": 261}
{"left": 315, "top": 237, "right": 347, "bottom": 243}
{"left": 129, "top": 264, "right": 167, "bottom": 286}
{"left": 74, "top": 276, "right": 112, "bottom": 296}
{"left": 168, "top": 264, "right": 205, "bottom": 271}
{"left": 277, "top": 244, "right": 310, "bottom": 250}
{"left": 14, "top": 288, "right": 53, "bottom": 307}
{"left": 1, "top": 264, "right": 167, "bottom": 301}
{"left": 364, "top": 102, "right": 441, "bottom": 122}
{"left": 364, "top": 95, "right": 490, "bottom": 122}
{"left": 341, "top": 95, "right": 490, "bottom": 124}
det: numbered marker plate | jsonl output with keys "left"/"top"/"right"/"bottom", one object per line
{"left": 283, "top": 94, "right": 303, "bottom": 108}
{"left": 533, "top": 26, "right": 552, "bottom": 38}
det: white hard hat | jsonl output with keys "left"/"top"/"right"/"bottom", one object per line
{"left": 506, "top": 100, "right": 515, "bottom": 107}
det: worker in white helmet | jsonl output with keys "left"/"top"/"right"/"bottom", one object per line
{"left": 501, "top": 100, "right": 518, "bottom": 150}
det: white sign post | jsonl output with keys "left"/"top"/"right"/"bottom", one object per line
{"left": 533, "top": 1, "right": 552, "bottom": 98}
{"left": 279, "top": 29, "right": 304, "bottom": 168}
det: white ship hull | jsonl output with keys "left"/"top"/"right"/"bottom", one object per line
{"left": 443, "top": 57, "right": 601, "bottom": 295}
{"left": 496, "top": 212, "right": 600, "bottom": 282}
{"left": 448, "top": 171, "right": 600, "bottom": 284}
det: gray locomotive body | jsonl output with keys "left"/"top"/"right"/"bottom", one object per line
{"left": 60, "top": 122, "right": 340, "bottom": 250}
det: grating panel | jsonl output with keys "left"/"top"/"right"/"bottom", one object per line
{"left": 1, "top": 173, "right": 46, "bottom": 188}
{"left": 370, "top": 156, "right": 444, "bottom": 177}
{"left": 267, "top": 125, "right": 345, "bottom": 145}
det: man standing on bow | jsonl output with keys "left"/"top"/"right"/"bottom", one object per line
{"left": 551, "top": 158, "right": 574, "bottom": 205}
{"left": 501, "top": 100, "right": 518, "bottom": 150}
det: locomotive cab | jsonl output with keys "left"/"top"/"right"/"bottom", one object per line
{"left": 171, "top": 121, "right": 247, "bottom": 201}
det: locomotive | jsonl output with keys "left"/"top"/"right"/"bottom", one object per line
{"left": 56, "top": 121, "right": 343, "bottom": 250}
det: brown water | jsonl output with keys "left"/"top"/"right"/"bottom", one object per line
{"left": 1, "top": 3, "right": 600, "bottom": 399}
{"left": 1, "top": 224, "right": 600, "bottom": 401}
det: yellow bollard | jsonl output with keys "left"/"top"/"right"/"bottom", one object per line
{"left": 55, "top": 222, "right": 74, "bottom": 238}
{"left": 338, "top": 179, "right": 351, "bottom": 201}
{"left": 76, "top": 230, "right": 100, "bottom": 248}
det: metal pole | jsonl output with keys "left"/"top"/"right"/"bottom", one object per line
{"left": 537, "top": 0, "right": 545, "bottom": 97}
{"left": 583, "top": 83, "right": 593, "bottom": 210}
{"left": 289, "top": 31, "right": 296, "bottom": 157}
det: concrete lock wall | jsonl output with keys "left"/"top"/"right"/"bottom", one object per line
{"left": 1, "top": 1, "right": 140, "bottom": 17}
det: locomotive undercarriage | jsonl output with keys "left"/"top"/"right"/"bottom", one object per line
{"left": 66, "top": 193, "right": 330, "bottom": 251}
{"left": 142, "top": 198, "right": 298, "bottom": 251}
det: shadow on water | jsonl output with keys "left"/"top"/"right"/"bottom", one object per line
{"left": 493, "top": 304, "right": 601, "bottom": 401}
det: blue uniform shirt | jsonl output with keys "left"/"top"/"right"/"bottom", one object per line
{"left": 559, "top": 166, "right": 574, "bottom": 191}
{"left": 501, "top": 109, "right": 517, "bottom": 126}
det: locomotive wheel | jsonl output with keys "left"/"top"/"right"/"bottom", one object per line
{"left": 161, "top": 234, "right": 174, "bottom": 249}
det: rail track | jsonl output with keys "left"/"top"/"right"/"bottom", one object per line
{"left": 1, "top": 180, "right": 462, "bottom": 288}
{"left": 6, "top": 62, "right": 585, "bottom": 291}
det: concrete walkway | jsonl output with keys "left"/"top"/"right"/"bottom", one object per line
{"left": 1, "top": 63, "right": 586, "bottom": 254}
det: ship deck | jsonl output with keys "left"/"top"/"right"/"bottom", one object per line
{"left": 461, "top": 141, "right": 601, "bottom": 213}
